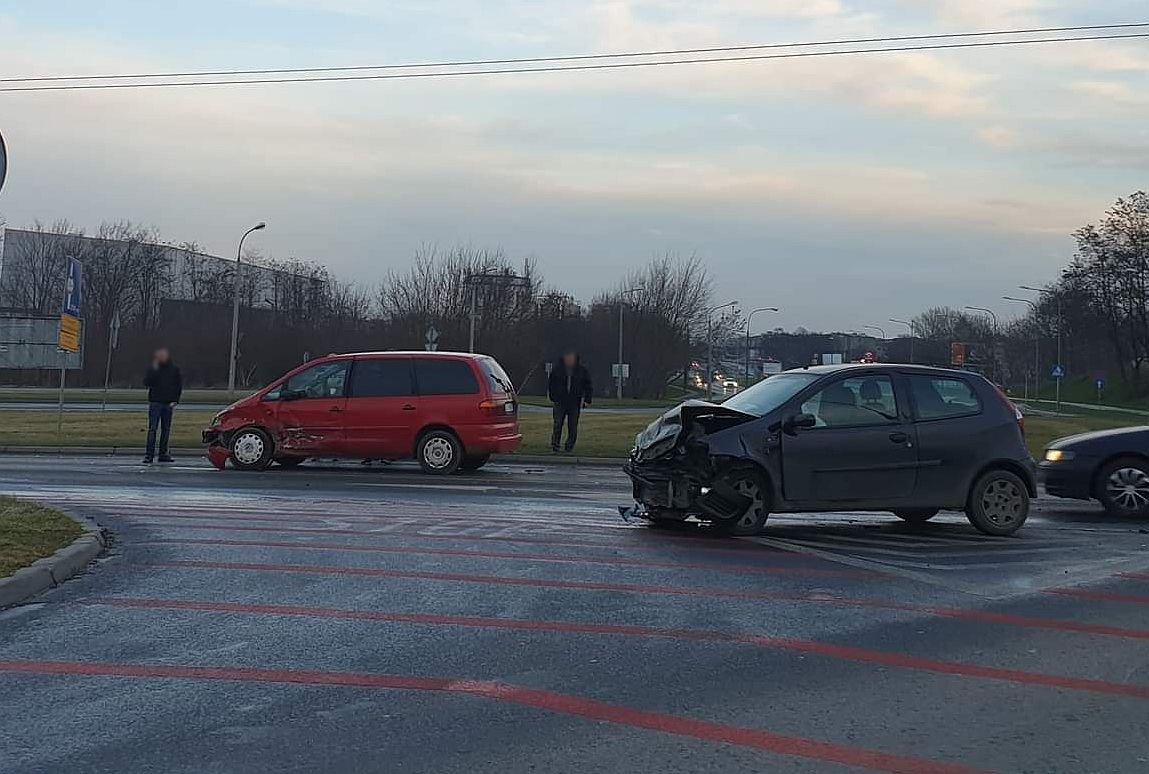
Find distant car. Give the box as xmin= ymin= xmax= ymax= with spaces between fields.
xmin=624 ymin=364 xmax=1036 ymax=536
xmin=1040 ymin=427 xmax=1149 ymax=517
xmin=203 ymin=351 xmax=521 ymax=474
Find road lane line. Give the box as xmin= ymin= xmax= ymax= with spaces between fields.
xmin=1046 ymin=588 xmax=1149 ymax=605
xmin=139 ymin=560 xmax=1149 ymax=640
xmin=94 ymin=598 xmax=1149 ymax=700
xmin=0 ymin=659 xmax=991 ymax=774
xmin=137 ymin=538 xmax=874 ymax=579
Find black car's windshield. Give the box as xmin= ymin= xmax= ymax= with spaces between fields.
xmin=721 ymin=372 xmax=820 ymax=416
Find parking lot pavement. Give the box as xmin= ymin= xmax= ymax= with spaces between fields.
xmin=2 ymin=455 xmax=1149 ymax=773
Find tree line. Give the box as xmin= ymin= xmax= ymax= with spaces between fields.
xmin=0 ymin=221 xmax=714 ymax=397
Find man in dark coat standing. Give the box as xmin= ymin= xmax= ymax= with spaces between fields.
xmin=548 ymin=349 xmax=592 ymax=453
xmin=143 ymin=347 xmax=183 ymax=464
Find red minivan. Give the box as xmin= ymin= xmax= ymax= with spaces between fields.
xmin=203 ymin=352 xmax=521 ymax=474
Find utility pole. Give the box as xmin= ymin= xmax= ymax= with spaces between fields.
xmin=1020 ymin=285 xmax=1063 ymax=411
xmin=101 ymin=311 xmax=120 ymax=412
xmin=228 ymin=222 xmax=266 ymax=395
xmin=705 ymin=301 xmax=738 ymax=401
xmin=616 ymin=288 xmax=643 ymax=400
xmin=889 ymin=318 xmax=915 ymax=363
xmin=1003 ymin=297 xmax=1039 ymax=401
xmin=744 ymin=307 xmax=779 ymax=387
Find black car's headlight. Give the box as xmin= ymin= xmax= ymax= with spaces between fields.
xmin=1044 ymin=449 xmax=1075 ymax=462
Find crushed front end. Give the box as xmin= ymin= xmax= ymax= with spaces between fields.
xmin=623 ymin=401 xmax=759 ymax=522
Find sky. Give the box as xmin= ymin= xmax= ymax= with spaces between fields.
xmin=0 ymin=0 xmax=1146 ymax=331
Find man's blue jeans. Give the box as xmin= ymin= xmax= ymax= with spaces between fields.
xmin=146 ymin=402 xmax=174 ymax=459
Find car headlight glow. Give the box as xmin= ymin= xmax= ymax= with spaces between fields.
xmin=1044 ymin=449 xmax=1075 ymax=462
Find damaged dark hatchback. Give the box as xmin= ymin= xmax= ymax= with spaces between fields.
xmin=624 ymin=364 xmax=1036 ymax=537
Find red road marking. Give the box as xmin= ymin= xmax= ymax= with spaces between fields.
xmin=1047 ymin=588 xmax=1149 ymax=605
xmin=95 ymin=598 xmax=1149 ymax=700
xmin=139 ymin=537 xmax=871 ymax=579
xmin=0 ymin=659 xmax=990 ymax=774
xmin=142 ymin=560 xmax=1149 ymax=640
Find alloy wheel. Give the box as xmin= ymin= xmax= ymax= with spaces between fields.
xmin=1106 ymin=467 xmax=1149 ymax=512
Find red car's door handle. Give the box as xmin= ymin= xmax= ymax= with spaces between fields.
xmin=330 ymin=406 xmax=343 ymax=412
xmin=402 ymin=404 xmax=417 ymax=411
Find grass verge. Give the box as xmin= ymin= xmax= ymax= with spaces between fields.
xmin=0 ymin=410 xmax=652 ymax=459
xmin=0 ymin=408 xmax=1137 ymax=460
xmin=0 ymin=497 xmax=83 ymax=578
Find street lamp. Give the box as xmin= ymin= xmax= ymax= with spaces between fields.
xmin=744 ymin=307 xmax=779 ymax=388
xmin=228 ymin=222 xmax=266 ymax=394
xmin=964 ymin=305 xmax=1000 ymax=383
xmin=1020 ymin=285 xmax=1064 ymax=410
xmin=616 ymin=287 xmax=643 ymax=400
xmin=706 ymin=301 xmax=738 ymax=401
xmin=1003 ymin=296 xmax=1039 ymax=401
xmin=863 ymin=324 xmax=886 ymax=339
xmin=889 ymin=318 xmax=915 ymax=363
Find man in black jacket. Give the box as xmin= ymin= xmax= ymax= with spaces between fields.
xmin=143 ymin=348 xmax=183 ymax=464
xmin=547 ymin=350 xmax=592 ymax=453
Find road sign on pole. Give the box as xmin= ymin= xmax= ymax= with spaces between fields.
xmin=950 ymin=342 xmax=966 ymax=367
xmin=57 ymin=257 xmax=83 ymax=436
xmin=0 ymin=128 xmax=8 ymax=196
xmin=424 ymin=324 xmax=440 ymax=352
xmin=1051 ymin=364 xmax=1065 ymax=379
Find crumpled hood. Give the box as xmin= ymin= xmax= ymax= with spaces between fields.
xmin=633 ymin=400 xmax=757 ymax=458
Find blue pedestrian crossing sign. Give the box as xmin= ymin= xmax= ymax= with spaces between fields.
xmin=1051 ymin=365 xmax=1065 ymax=379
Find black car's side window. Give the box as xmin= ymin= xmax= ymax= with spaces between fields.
xmin=908 ymin=375 xmax=982 ymax=420
xmin=350 ymin=359 xmax=414 ymax=398
xmin=800 ymin=375 xmax=899 ymax=428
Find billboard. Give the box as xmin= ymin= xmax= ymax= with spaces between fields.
xmin=0 ymin=315 xmax=84 ymax=369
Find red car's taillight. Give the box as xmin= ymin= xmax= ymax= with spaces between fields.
xmin=479 ymin=398 xmax=517 ymax=417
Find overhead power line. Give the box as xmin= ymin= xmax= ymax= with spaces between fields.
xmin=3 ymin=22 xmax=1146 ymax=85
xmin=2 ymin=30 xmax=1147 ymax=93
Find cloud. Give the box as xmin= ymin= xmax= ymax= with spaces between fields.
xmin=978 ymin=125 xmax=1020 ymax=149
xmin=1069 ymin=79 xmax=1149 ymax=107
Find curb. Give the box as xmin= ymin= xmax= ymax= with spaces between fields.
xmin=0 ymin=509 xmax=109 ymax=609
xmin=0 ymin=447 xmax=626 ymax=467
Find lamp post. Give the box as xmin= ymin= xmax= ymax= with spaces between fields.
xmin=228 ymin=222 xmax=266 ymax=394
xmin=1003 ymin=296 xmax=1039 ymax=401
xmin=616 ymin=287 xmax=643 ymax=400
xmin=889 ymin=318 xmax=915 ymax=363
xmin=1020 ymin=285 xmax=1063 ymax=411
xmin=744 ymin=307 xmax=779 ymax=388
xmin=964 ymin=305 xmax=999 ymax=382
xmin=706 ymin=301 xmax=738 ymax=401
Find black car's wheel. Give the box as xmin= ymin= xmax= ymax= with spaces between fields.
xmin=229 ymin=427 xmax=275 ymax=471
xmin=417 ymin=430 xmax=463 ymax=475
xmin=275 ymin=456 xmax=307 ymax=468
xmin=1096 ymin=457 xmax=1149 ymax=518
xmin=713 ymin=468 xmax=770 ymax=536
xmin=459 ymin=454 xmax=491 ymax=472
xmin=894 ymin=509 xmax=939 ymax=524
xmin=965 ymin=469 xmax=1029 ymax=536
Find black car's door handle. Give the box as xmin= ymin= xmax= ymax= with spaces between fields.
xmin=889 ymin=431 xmax=909 ymax=444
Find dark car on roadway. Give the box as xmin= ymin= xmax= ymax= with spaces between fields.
xmin=624 ymin=364 xmax=1036 ymax=536
xmin=203 ymin=351 xmax=521 ymax=474
xmin=1040 ymin=426 xmax=1149 ymax=517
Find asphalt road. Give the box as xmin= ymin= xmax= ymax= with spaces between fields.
xmin=2 ymin=455 xmax=1148 ymax=773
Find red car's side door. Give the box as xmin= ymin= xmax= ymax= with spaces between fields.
xmin=270 ymin=360 xmax=350 ymax=455
xmin=342 ymin=357 xmax=419 ymax=458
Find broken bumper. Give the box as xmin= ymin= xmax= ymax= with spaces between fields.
xmin=623 ymin=458 xmax=752 ymax=522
